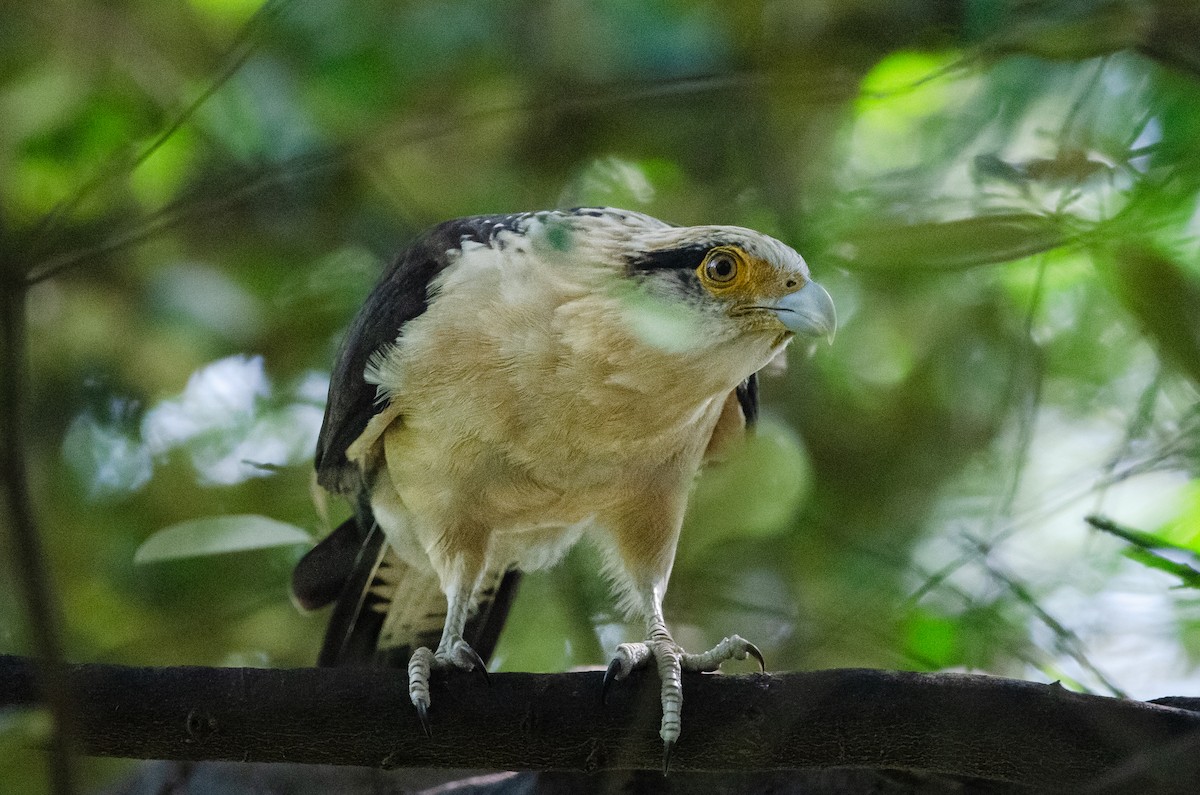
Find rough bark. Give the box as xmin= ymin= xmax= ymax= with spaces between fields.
xmin=3 ymin=655 xmax=1199 ymax=791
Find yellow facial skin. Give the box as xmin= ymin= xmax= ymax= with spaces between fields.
xmin=695 ymin=245 xmax=806 ymax=335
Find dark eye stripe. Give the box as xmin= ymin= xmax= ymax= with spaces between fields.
xmin=626 ymin=243 xmax=711 ymax=274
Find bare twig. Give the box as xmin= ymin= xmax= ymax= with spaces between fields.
xmin=25 ymin=0 xmax=294 ymax=257
xmin=24 ymin=69 xmax=832 ymax=286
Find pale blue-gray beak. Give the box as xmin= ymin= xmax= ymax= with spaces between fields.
xmin=772 ymin=280 xmax=836 ymax=341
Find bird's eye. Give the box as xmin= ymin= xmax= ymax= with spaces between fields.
xmin=703 ymin=251 xmax=739 ymax=284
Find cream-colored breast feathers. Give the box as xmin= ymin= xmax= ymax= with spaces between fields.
xmin=346 ymin=227 xmax=781 ymax=593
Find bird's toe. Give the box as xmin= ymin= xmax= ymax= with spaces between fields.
xmin=601 ymin=642 xmax=653 ymax=703
xmin=680 ymin=633 xmax=766 ymax=673
xmin=441 ymin=636 xmax=490 ymax=682
xmin=408 ymin=646 xmax=436 ymax=735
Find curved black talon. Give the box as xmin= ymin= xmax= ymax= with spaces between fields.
xmin=416 ymin=700 xmax=432 ymax=738
xmin=465 ymin=645 xmax=490 ymax=684
xmin=662 ymin=739 xmax=674 ymax=776
xmin=601 ymin=657 xmax=622 ymax=706
xmin=746 ymin=642 xmax=766 ymax=673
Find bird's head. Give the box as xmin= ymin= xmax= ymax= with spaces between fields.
xmin=619 ymin=222 xmax=836 ymax=352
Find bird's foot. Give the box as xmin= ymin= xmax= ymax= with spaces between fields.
xmin=602 ymin=634 xmax=764 ymax=770
xmin=408 ymin=636 xmax=488 ymax=736
xmin=679 ymin=634 xmax=765 ymax=674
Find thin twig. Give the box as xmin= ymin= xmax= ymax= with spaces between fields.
xmin=26 ymin=68 xmax=837 ymax=286
xmin=25 ymin=0 xmax=293 ymax=258
xmin=25 ymin=156 xmax=330 ymax=285
xmin=979 ymin=553 xmax=1127 ymax=698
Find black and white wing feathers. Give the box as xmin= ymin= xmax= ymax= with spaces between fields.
xmin=315 ymin=214 xmax=529 ymax=495
xmin=304 ymin=214 xmax=531 ymax=666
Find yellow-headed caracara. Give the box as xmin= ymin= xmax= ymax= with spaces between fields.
xmin=293 ymin=208 xmax=835 ymax=764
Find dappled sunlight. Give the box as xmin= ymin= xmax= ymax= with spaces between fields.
xmin=64 ymin=355 xmax=326 ymax=496
xmin=907 ymin=383 xmax=1198 ymax=694
xmin=62 ymin=407 xmax=154 ymax=499
xmin=142 ymin=355 xmax=271 ymax=456
xmin=833 ymin=52 xmax=1162 ymax=257
xmin=143 ymin=355 xmax=323 ymax=486
xmin=1035 ymin=563 xmax=1196 ymax=698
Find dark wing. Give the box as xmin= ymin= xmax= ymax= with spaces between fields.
xmin=703 ymin=371 xmax=761 ymax=461
xmin=735 ymin=371 xmax=759 ymax=430
xmin=368 ymin=563 xmax=521 ymax=670
xmin=313 ymin=520 xmax=389 ymax=665
xmin=291 ymin=514 xmax=368 ymax=612
xmin=306 ymin=214 xmax=531 ymax=665
xmin=314 ymin=213 xmax=531 ymax=495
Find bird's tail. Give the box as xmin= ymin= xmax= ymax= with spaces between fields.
xmin=292 ymin=514 xmax=519 ymax=666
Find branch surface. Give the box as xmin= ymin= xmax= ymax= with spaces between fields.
xmin=2 ymin=655 xmax=1199 ymax=789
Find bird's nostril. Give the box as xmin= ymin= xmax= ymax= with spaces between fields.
xmin=785 ymin=279 xmax=798 ymax=288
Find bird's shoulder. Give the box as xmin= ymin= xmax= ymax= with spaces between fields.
xmin=314 ymin=214 xmax=508 ymax=494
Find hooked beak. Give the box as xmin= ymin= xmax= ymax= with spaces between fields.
xmin=772 ymin=280 xmax=836 ymax=342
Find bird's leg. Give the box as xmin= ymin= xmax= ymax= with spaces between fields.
xmin=408 ymin=563 xmax=487 ymax=735
xmin=604 ymin=593 xmax=764 ymax=769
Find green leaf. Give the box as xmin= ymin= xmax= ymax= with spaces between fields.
xmin=859 ymin=50 xmax=959 ymax=96
xmin=1124 ymin=548 xmax=1200 ymax=589
xmin=904 ymin=608 xmax=963 ymax=668
xmin=831 ymin=213 xmax=1066 ymax=271
xmin=1160 ymin=482 xmax=1200 ymax=551
xmin=685 ymin=418 xmax=812 ymax=546
xmin=1087 ymin=515 xmax=1200 ymax=590
xmin=134 ymin=515 xmax=313 ymax=564
xmin=1102 ymin=245 xmax=1200 ymax=386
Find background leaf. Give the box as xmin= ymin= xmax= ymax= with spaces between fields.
xmin=134 ymin=515 xmax=313 ymax=564
xmin=1102 ymin=245 xmax=1200 ymax=386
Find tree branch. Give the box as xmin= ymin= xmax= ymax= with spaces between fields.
xmin=1 ymin=263 xmax=76 ymax=792
xmin=1 ymin=655 xmax=1198 ymax=789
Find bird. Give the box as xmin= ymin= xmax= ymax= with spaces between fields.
xmin=291 ymin=207 xmax=835 ymax=765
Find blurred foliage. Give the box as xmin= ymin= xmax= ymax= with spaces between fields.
xmin=133 ymin=514 xmax=311 ymax=563
xmin=2 ymin=0 xmax=1200 ymax=791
